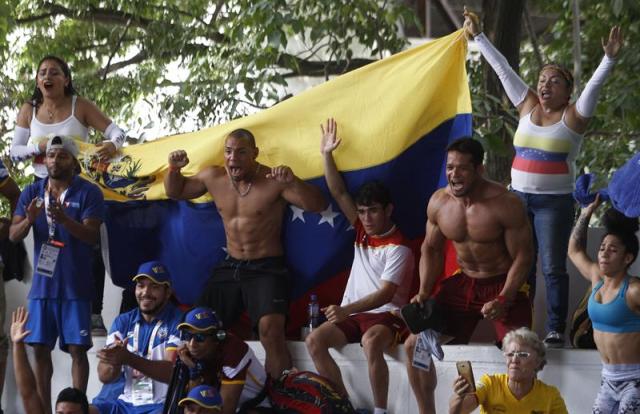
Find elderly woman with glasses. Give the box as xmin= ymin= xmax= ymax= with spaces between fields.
xmin=449 ymin=327 xmax=568 ymax=414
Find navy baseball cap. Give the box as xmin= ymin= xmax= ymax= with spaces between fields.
xmin=132 ymin=261 xmax=171 ymax=286
xmin=178 ymin=307 xmax=222 ymax=332
xmin=178 ymin=384 xmax=222 ymax=410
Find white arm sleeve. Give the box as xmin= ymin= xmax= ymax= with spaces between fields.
xmin=9 ymin=126 xmax=39 ymax=162
xmin=103 ymin=122 xmax=126 ymax=149
xmin=474 ymin=33 xmax=530 ymax=107
xmin=575 ymin=55 xmax=616 ymax=118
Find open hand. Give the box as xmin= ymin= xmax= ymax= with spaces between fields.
xmin=603 ymin=26 xmax=623 ymax=59
xmin=320 ymin=118 xmax=341 ymax=154
xmin=10 ymin=307 xmax=31 ymax=343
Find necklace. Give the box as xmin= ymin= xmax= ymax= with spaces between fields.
xmin=42 ymin=104 xmax=57 ymax=121
xmin=230 ymin=164 xmax=260 ymax=197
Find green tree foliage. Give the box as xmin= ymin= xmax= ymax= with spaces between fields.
xmin=1 ymin=0 xmax=415 ymax=134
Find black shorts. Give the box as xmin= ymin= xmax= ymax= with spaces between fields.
xmin=197 ymin=256 xmax=290 ymax=328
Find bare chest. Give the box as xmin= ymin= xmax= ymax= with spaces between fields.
xmin=437 ymin=203 xmax=503 ymax=243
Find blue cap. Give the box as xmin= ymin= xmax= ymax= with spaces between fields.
xmin=131 ymin=261 xmax=171 ymax=286
xmin=178 ymin=384 xmax=222 ymax=409
xmin=178 ymin=307 xmax=223 ymax=332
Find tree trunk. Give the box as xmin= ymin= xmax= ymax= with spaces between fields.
xmin=481 ymin=0 xmax=525 ymax=184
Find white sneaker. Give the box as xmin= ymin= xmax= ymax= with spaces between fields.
xmin=543 ymin=331 xmax=564 ymax=348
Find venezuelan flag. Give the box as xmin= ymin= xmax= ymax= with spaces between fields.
xmin=77 ymin=29 xmax=471 ymax=335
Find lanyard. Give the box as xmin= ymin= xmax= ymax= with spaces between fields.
xmin=132 ymin=320 xmax=163 ymax=359
xmin=44 ymin=187 xmax=68 ymax=242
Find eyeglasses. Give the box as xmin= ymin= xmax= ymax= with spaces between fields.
xmin=504 ymin=351 xmax=532 ymax=359
xmin=181 ymin=331 xmax=214 ymax=343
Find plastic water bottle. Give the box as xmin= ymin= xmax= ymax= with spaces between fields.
xmin=308 ymin=293 xmax=321 ymax=330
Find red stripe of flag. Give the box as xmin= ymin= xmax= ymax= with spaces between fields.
xmin=512 ymin=157 xmax=568 ymax=174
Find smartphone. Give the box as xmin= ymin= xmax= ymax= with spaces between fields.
xmin=456 ymin=360 xmax=476 ymax=392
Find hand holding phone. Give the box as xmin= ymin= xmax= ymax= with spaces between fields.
xmin=456 ymin=360 xmax=476 ymax=392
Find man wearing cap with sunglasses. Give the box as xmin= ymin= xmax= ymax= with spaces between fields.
xmin=94 ymin=261 xmax=183 ymax=414
xmin=177 ymin=307 xmax=269 ymax=414
xmin=179 ymin=385 xmax=223 ymax=414
xmin=10 ymin=134 xmax=104 ymax=414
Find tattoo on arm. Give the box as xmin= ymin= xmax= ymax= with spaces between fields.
xmin=571 ymin=214 xmax=590 ymax=251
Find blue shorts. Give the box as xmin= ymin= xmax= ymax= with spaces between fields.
xmin=93 ymin=399 xmax=162 ymax=414
xmin=26 ymin=298 xmax=92 ymax=352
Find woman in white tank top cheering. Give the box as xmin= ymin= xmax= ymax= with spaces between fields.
xmin=10 ymin=55 xmax=126 ymax=179
xmin=463 ymin=8 xmax=623 ymax=348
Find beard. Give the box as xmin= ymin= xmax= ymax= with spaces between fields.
xmin=139 ymin=298 xmax=168 ymax=316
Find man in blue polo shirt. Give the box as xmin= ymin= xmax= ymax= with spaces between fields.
xmin=10 ymin=135 xmax=104 ymax=414
xmin=94 ymin=261 xmax=183 ymax=414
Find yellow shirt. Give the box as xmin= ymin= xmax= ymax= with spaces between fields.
xmin=475 ymin=373 xmax=568 ymax=414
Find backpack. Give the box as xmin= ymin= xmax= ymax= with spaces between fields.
xmin=241 ymin=370 xmax=356 ymax=414
xmin=569 ymin=287 xmax=597 ymax=349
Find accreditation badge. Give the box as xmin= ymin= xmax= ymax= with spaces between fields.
xmin=412 ymin=334 xmax=432 ymax=371
xmin=35 ymin=242 xmax=63 ymax=277
xmin=131 ymin=375 xmax=154 ymax=405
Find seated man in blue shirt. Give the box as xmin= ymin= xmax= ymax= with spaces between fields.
xmin=94 ymin=261 xmax=183 ymax=414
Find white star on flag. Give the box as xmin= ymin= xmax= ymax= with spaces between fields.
xmin=318 ymin=204 xmax=340 ymax=228
xmin=290 ymin=206 xmax=306 ymax=223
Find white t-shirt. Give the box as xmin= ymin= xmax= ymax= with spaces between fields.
xmin=341 ymin=220 xmax=414 ymax=313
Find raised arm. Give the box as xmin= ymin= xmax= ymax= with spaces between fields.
xmin=566 ymin=26 xmax=623 ymax=133
xmin=164 ymin=150 xmax=209 ymax=200
xmin=463 ymin=7 xmax=538 ymax=116
xmin=11 ymin=307 xmax=46 ymax=414
xmin=268 ymin=166 xmax=327 ymax=213
xmin=412 ymin=192 xmax=447 ymax=304
xmin=568 ymin=197 xmax=601 ymax=283
xmin=320 ymin=118 xmax=357 ymax=224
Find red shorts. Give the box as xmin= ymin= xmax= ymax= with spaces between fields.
xmin=435 ymin=272 xmax=532 ymax=344
xmin=335 ymin=312 xmax=409 ymax=344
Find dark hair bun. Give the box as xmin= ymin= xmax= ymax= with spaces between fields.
xmin=603 ymin=208 xmax=639 ymax=235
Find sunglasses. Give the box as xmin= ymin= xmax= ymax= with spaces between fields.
xmin=503 ymin=351 xmax=532 ymax=359
xmin=181 ymin=331 xmax=214 ymax=343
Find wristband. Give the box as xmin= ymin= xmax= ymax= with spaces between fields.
xmin=496 ymin=295 xmax=508 ymax=305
